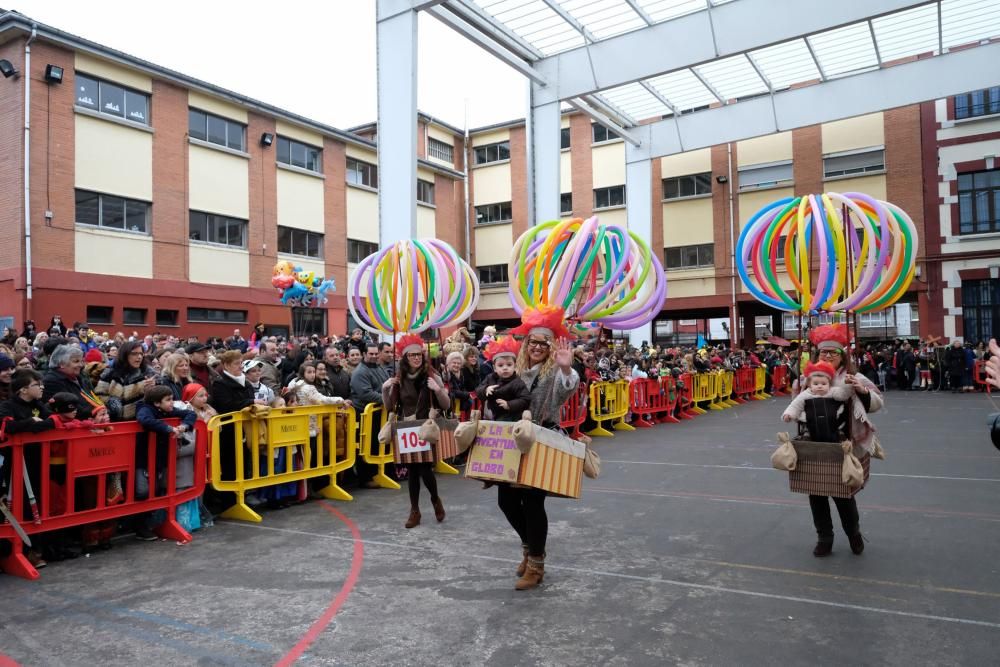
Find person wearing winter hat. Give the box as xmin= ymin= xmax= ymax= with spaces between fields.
xmin=0 ymin=353 xmax=15 ymax=401
xmin=781 ymin=360 xmax=855 ymax=433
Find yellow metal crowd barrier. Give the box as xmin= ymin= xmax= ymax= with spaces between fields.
xmin=207 ymin=404 xmax=358 ymax=522
xmin=586 ymin=380 xmax=634 ymax=437
xmin=754 ymin=367 xmax=770 ymax=399
xmin=710 ymin=371 xmax=738 ymax=410
xmin=690 ymin=373 xmax=713 ymax=413
xmin=360 ymin=404 xmax=458 ymax=478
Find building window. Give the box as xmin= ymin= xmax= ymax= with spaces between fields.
xmin=475 ymin=201 xmax=512 ymax=225
xmin=594 ymin=185 xmax=626 ymax=209
xmin=348 ymin=239 xmax=379 ymax=264
xmin=291 ymin=307 xmax=326 ymax=337
xmin=958 ymin=169 xmax=1000 ymax=235
xmin=75 ymin=73 xmax=149 ymax=125
xmin=955 ymin=86 xmax=1000 ymax=120
xmin=478 ymin=264 xmax=509 ymax=286
xmin=188 ymin=108 xmax=246 ymax=152
xmin=738 ymin=162 xmax=794 ymax=191
xmin=86 ymin=306 xmax=114 ymax=325
xmin=123 ymin=308 xmax=147 ymax=326
xmin=823 ymin=148 xmax=885 ymax=178
xmin=561 ymin=193 xmax=572 ymax=215
xmin=417 ymin=179 xmax=435 ymax=205
xmin=346 ymin=158 xmax=378 ymax=188
xmin=189 ymin=211 xmax=248 ymax=248
xmin=278 ymin=226 xmax=324 ymax=258
xmin=663 ymin=172 xmax=712 ymax=200
xmin=561 ymin=127 xmax=571 ymax=149
xmin=187 ymin=308 xmax=247 ymax=323
xmin=276 ymin=136 xmax=322 ymax=173
xmin=962 ymin=279 xmax=999 ymax=344
xmin=664 ymin=244 xmax=714 ymax=270
xmin=592 ymin=123 xmax=619 ymax=144
xmin=155 ymin=309 xmax=179 ymax=327
xmin=473 ymin=141 xmax=510 ymax=165
xmin=428 ymin=137 xmax=454 ymax=162
xmin=75 ymin=189 xmax=149 ymax=233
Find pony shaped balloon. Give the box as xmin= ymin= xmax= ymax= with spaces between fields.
xmin=272 ymin=262 xmax=336 ymax=307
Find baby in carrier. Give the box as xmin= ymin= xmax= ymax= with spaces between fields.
xmin=782 ymin=361 xmax=854 ymax=442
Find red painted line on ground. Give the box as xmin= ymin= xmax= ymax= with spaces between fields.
xmin=273 ymin=502 xmax=364 ymax=667
xmin=0 ymin=655 xmax=22 ymax=667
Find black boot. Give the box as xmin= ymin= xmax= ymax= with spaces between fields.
xmin=813 ymin=540 xmax=833 ymax=557
xmin=848 ymin=532 xmax=865 ymax=555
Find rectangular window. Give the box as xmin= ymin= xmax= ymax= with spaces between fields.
xmin=962 ymin=279 xmax=1000 ymax=343
xmin=561 ymin=127 xmax=571 ymax=149
xmin=473 ymin=141 xmax=510 ymax=165
xmin=427 ymin=137 xmax=454 ymax=163
xmin=663 ymin=172 xmax=712 ymax=200
xmin=277 ymin=226 xmax=324 ymax=258
xmin=346 ymin=158 xmax=378 ymax=188
xmin=561 ymin=193 xmax=572 ymax=215
xmin=155 ymin=309 xmax=179 ymax=327
xmin=348 ymin=239 xmax=379 ymax=264
xmin=955 ymin=86 xmax=1000 ymax=120
xmin=187 ymin=308 xmax=247 ymax=323
xmin=738 ymin=162 xmax=793 ymax=191
xmin=823 ymin=148 xmax=885 ymax=178
xmin=276 ymin=136 xmax=322 ymax=173
xmin=664 ymin=243 xmax=715 ymax=270
xmin=75 ymin=73 xmax=149 ymax=125
xmin=86 ymin=306 xmax=114 ymax=325
xmin=417 ymin=179 xmax=435 ymax=205
xmin=475 ymin=201 xmax=513 ymax=225
xmin=478 ymin=264 xmax=509 ymax=286
xmin=75 ymin=189 xmax=149 ymax=233
xmin=188 ymin=211 xmax=248 ymax=248
xmin=123 ymin=308 xmax=147 ymax=325
xmin=594 ymin=185 xmax=626 ymax=209
xmin=592 ymin=123 xmax=619 ymax=144
xmin=188 ymin=108 xmax=246 ymax=151
xmin=958 ymin=169 xmax=1000 ymax=235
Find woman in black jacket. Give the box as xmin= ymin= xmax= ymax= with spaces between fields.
xmin=210 ymin=350 xmax=257 ymax=491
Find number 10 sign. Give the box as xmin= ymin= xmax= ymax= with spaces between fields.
xmin=396 ymin=426 xmax=431 ymax=456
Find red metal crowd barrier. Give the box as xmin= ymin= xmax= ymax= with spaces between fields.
xmin=559 ymin=384 xmax=588 ymax=438
xmin=734 ymin=367 xmax=755 ymax=402
xmin=974 ymin=360 xmax=991 ymax=392
xmin=629 ymin=378 xmax=667 ymax=427
xmin=656 ymin=375 xmax=682 ymax=424
xmin=677 ymin=372 xmax=698 ymax=419
xmin=0 ymin=420 xmax=208 ymax=581
xmin=771 ymin=365 xmax=789 ymax=395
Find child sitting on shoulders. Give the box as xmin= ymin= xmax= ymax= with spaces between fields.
xmin=475 ymin=337 xmax=530 ymax=422
xmin=782 ymin=361 xmax=854 ymax=443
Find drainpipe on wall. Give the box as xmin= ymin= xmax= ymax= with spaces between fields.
xmin=23 ymin=24 xmax=37 ymax=323
xmin=727 ymin=141 xmax=737 ymax=347
xmin=462 ymin=102 xmax=473 ymax=329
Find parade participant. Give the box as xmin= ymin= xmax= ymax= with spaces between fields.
xmin=475 ymin=336 xmax=530 ymax=422
xmin=781 ymin=361 xmax=854 ymax=442
xmin=382 ymin=335 xmax=451 ymax=528
xmin=500 ymin=307 xmax=580 ymax=591
xmin=797 ymin=324 xmax=882 ymax=557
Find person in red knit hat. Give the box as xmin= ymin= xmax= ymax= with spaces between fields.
xmin=781 ymin=360 xmax=855 ymax=441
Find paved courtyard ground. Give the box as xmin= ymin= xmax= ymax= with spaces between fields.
xmin=2 ymin=390 xmax=998 ymax=666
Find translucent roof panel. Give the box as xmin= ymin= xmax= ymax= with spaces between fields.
xmin=560 ymin=0 xmax=648 ymax=40
xmin=478 ymin=0 xmax=585 ymax=54
xmin=941 ymin=0 xmax=1000 ymax=49
xmin=748 ymin=39 xmax=822 ymax=90
xmin=645 ymin=69 xmax=717 ymax=112
xmin=695 ymin=53 xmax=768 ymax=100
xmin=599 ymin=82 xmax=673 ymax=120
xmin=634 ymin=0 xmax=707 ymax=23
xmin=871 ymin=3 xmax=940 ymax=62
xmin=807 ymin=22 xmax=879 ymax=78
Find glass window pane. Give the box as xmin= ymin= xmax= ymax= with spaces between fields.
xmin=76 ymin=190 xmax=99 ymax=226
xmin=972 ymin=90 xmax=985 ymax=115
xmin=189 ymin=212 xmax=207 ymax=241
xmin=277 ymin=137 xmax=290 ymax=164
xmin=955 ymin=95 xmax=969 ymax=119
xmin=75 ymin=74 xmax=98 ymax=110
xmin=207 ymin=115 xmax=227 ymax=145
xmin=307 ymin=148 xmax=321 ymax=172
xmin=695 ymin=173 xmax=712 ymax=194
xmin=189 ymin=109 xmax=207 ymax=140
xmin=958 ymin=174 xmax=972 ymax=190
xmin=990 ymin=87 xmax=1000 ymax=114
xmin=124 ymin=90 xmax=148 ymax=124
xmin=976 ymin=191 xmax=991 ymax=232
xmin=994 ymin=191 xmax=1000 ymax=230
xmin=679 ymin=177 xmax=695 ymax=197
xmin=610 ymin=187 xmax=625 ymax=207
xmin=293 ymin=230 xmax=306 ymax=255
xmin=99 ymin=82 xmax=125 ymax=118
xmin=290 ymin=142 xmax=307 ymax=168
xmin=664 ymin=179 xmax=678 ymax=199
xmin=699 ymin=245 xmax=714 ymax=266
xmin=308 ymin=234 xmax=322 ymax=258
xmin=560 ymin=127 xmax=570 ymax=149
xmin=227 ymin=122 xmax=244 ymax=151
xmin=101 ymin=196 xmax=125 ymax=228
xmin=498 ymin=142 xmax=510 ymax=161
xmin=277 ymin=226 xmax=291 ymax=253
xmin=125 ymin=201 xmax=147 ymax=233
xmin=474 ymin=147 xmax=487 ymax=164
xmin=974 ymin=172 xmax=990 ymax=189
xmin=681 ymin=246 xmax=699 ymax=268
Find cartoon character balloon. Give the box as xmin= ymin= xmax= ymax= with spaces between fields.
xmin=272 ymin=261 xmax=335 ymax=307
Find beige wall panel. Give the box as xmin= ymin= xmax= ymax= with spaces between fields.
xmin=561 ymin=152 xmax=572 ymax=193
xmin=346 ymin=189 xmax=380 ymax=243
xmin=821 ymin=113 xmax=884 ymax=154
xmin=472 ymin=164 xmax=512 ymax=205
xmin=596 ymin=208 xmax=627 ymax=229
xmin=479 ymin=291 xmax=512 ymax=310
xmin=471 ymin=128 xmax=511 ymax=146
xmin=75 ymin=228 xmax=152 ymax=278
xmin=561 ymin=116 xmax=572 ymax=129
xmin=662 ymin=199 xmax=714 ymax=246
xmin=75 ymin=114 xmax=152 ymax=200
xmin=189 ymin=145 xmax=249 ymax=218
xmin=189 ymin=244 xmax=249 ymax=286
xmin=475 ymin=223 xmax=513 ymax=266
xmin=277 ymin=255 xmax=325 ymax=278
xmin=417 ymin=167 xmax=435 ymax=183
xmin=427 ymin=125 xmax=455 ymax=145
xmin=737 ymin=132 xmax=793 ymax=166
xmin=346 ymin=144 xmax=378 ymax=162
xmin=661 ymin=148 xmax=712 ymax=177
xmin=277 ymin=170 xmax=324 ymax=233
xmin=666 ymin=271 xmax=715 ymax=298
xmin=417 ymin=205 xmax=436 ymax=239
xmin=275 ymin=119 xmax=323 ymax=147
xmin=939 ymin=115 xmax=1000 ymax=142
xmin=739 ymin=186 xmax=794 ymax=227
xmin=188 ymin=90 xmax=248 ymax=122
xmin=823 ymin=174 xmax=887 ymax=201
xmin=591 ymin=142 xmax=626 ymax=188
xmin=75 ymin=53 xmax=151 ymax=91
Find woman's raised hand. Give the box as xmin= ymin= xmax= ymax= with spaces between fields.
xmin=554 ymin=338 xmax=573 ymax=370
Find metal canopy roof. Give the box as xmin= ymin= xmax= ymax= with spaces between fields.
xmin=438 ymin=0 xmax=1000 ymax=125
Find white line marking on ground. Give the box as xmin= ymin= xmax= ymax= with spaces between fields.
xmin=600 ymin=460 xmax=1000 ymax=482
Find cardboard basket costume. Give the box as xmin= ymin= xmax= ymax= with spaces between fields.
xmin=788 ymin=439 xmax=871 ymax=498
xmin=390 ymin=418 xmax=457 ymax=465
xmin=464 ymin=419 xmax=585 ymax=499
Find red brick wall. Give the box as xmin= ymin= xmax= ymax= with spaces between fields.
xmin=322 ymin=138 xmax=348 ymax=320
xmin=433 ymin=175 xmax=464 ymax=255
xmin=569 ymin=114 xmax=593 ymax=219
xmin=151 ymin=79 xmax=188 ymax=282
xmin=452 ymin=134 xmax=465 ymax=172
xmin=711 ymin=144 xmax=735 ymax=297
xmin=417 ymin=121 xmax=426 ymax=160
xmin=509 ymin=125 xmax=528 ymax=238
xmin=247 ymin=112 xmax=278 ymax=293
xmin=0 ymin=38 xmax=25 ymax=278
xmin=792 ymin=125 xmax=823 ymax=196
xmin=650 ymin=157 xmax=663 ymax=259
xmin=919 ymin=101 xmax=945 ymax=338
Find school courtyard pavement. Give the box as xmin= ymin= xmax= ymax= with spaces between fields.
xmin=2 ymin=390 xmax=998 ymax=666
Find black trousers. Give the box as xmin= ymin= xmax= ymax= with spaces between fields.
xmin=497 ymin=484 xmax=548 ymax=557
xmin=407 ymin=462 xmax=438 ymax=507
xmin=809 ymin=494 xmax=860 ymax=541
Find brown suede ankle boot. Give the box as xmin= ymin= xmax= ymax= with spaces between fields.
xmin=405 ymin=508 xmax=421 ymax=529
xmin=431 ymin=497 xmax=445 ymax=523
xmin=516 ymin=545 xmax=529 ymax=577
xmin=515 ymin=554 xmax=545 ymax=590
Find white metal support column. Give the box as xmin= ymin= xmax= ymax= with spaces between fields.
xmin=526 ymin=86 xmax=561 ymax=226
xmin=625 ymin=140 xmax=655 ymax=347
xmin=376 ymin=1 xmax=420 ymax=243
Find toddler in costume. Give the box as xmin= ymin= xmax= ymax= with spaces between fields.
xmin=475 ymin=336 xmax=530 ymax=422
xmin=782 ymin=361 xmax=854 ymax=442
